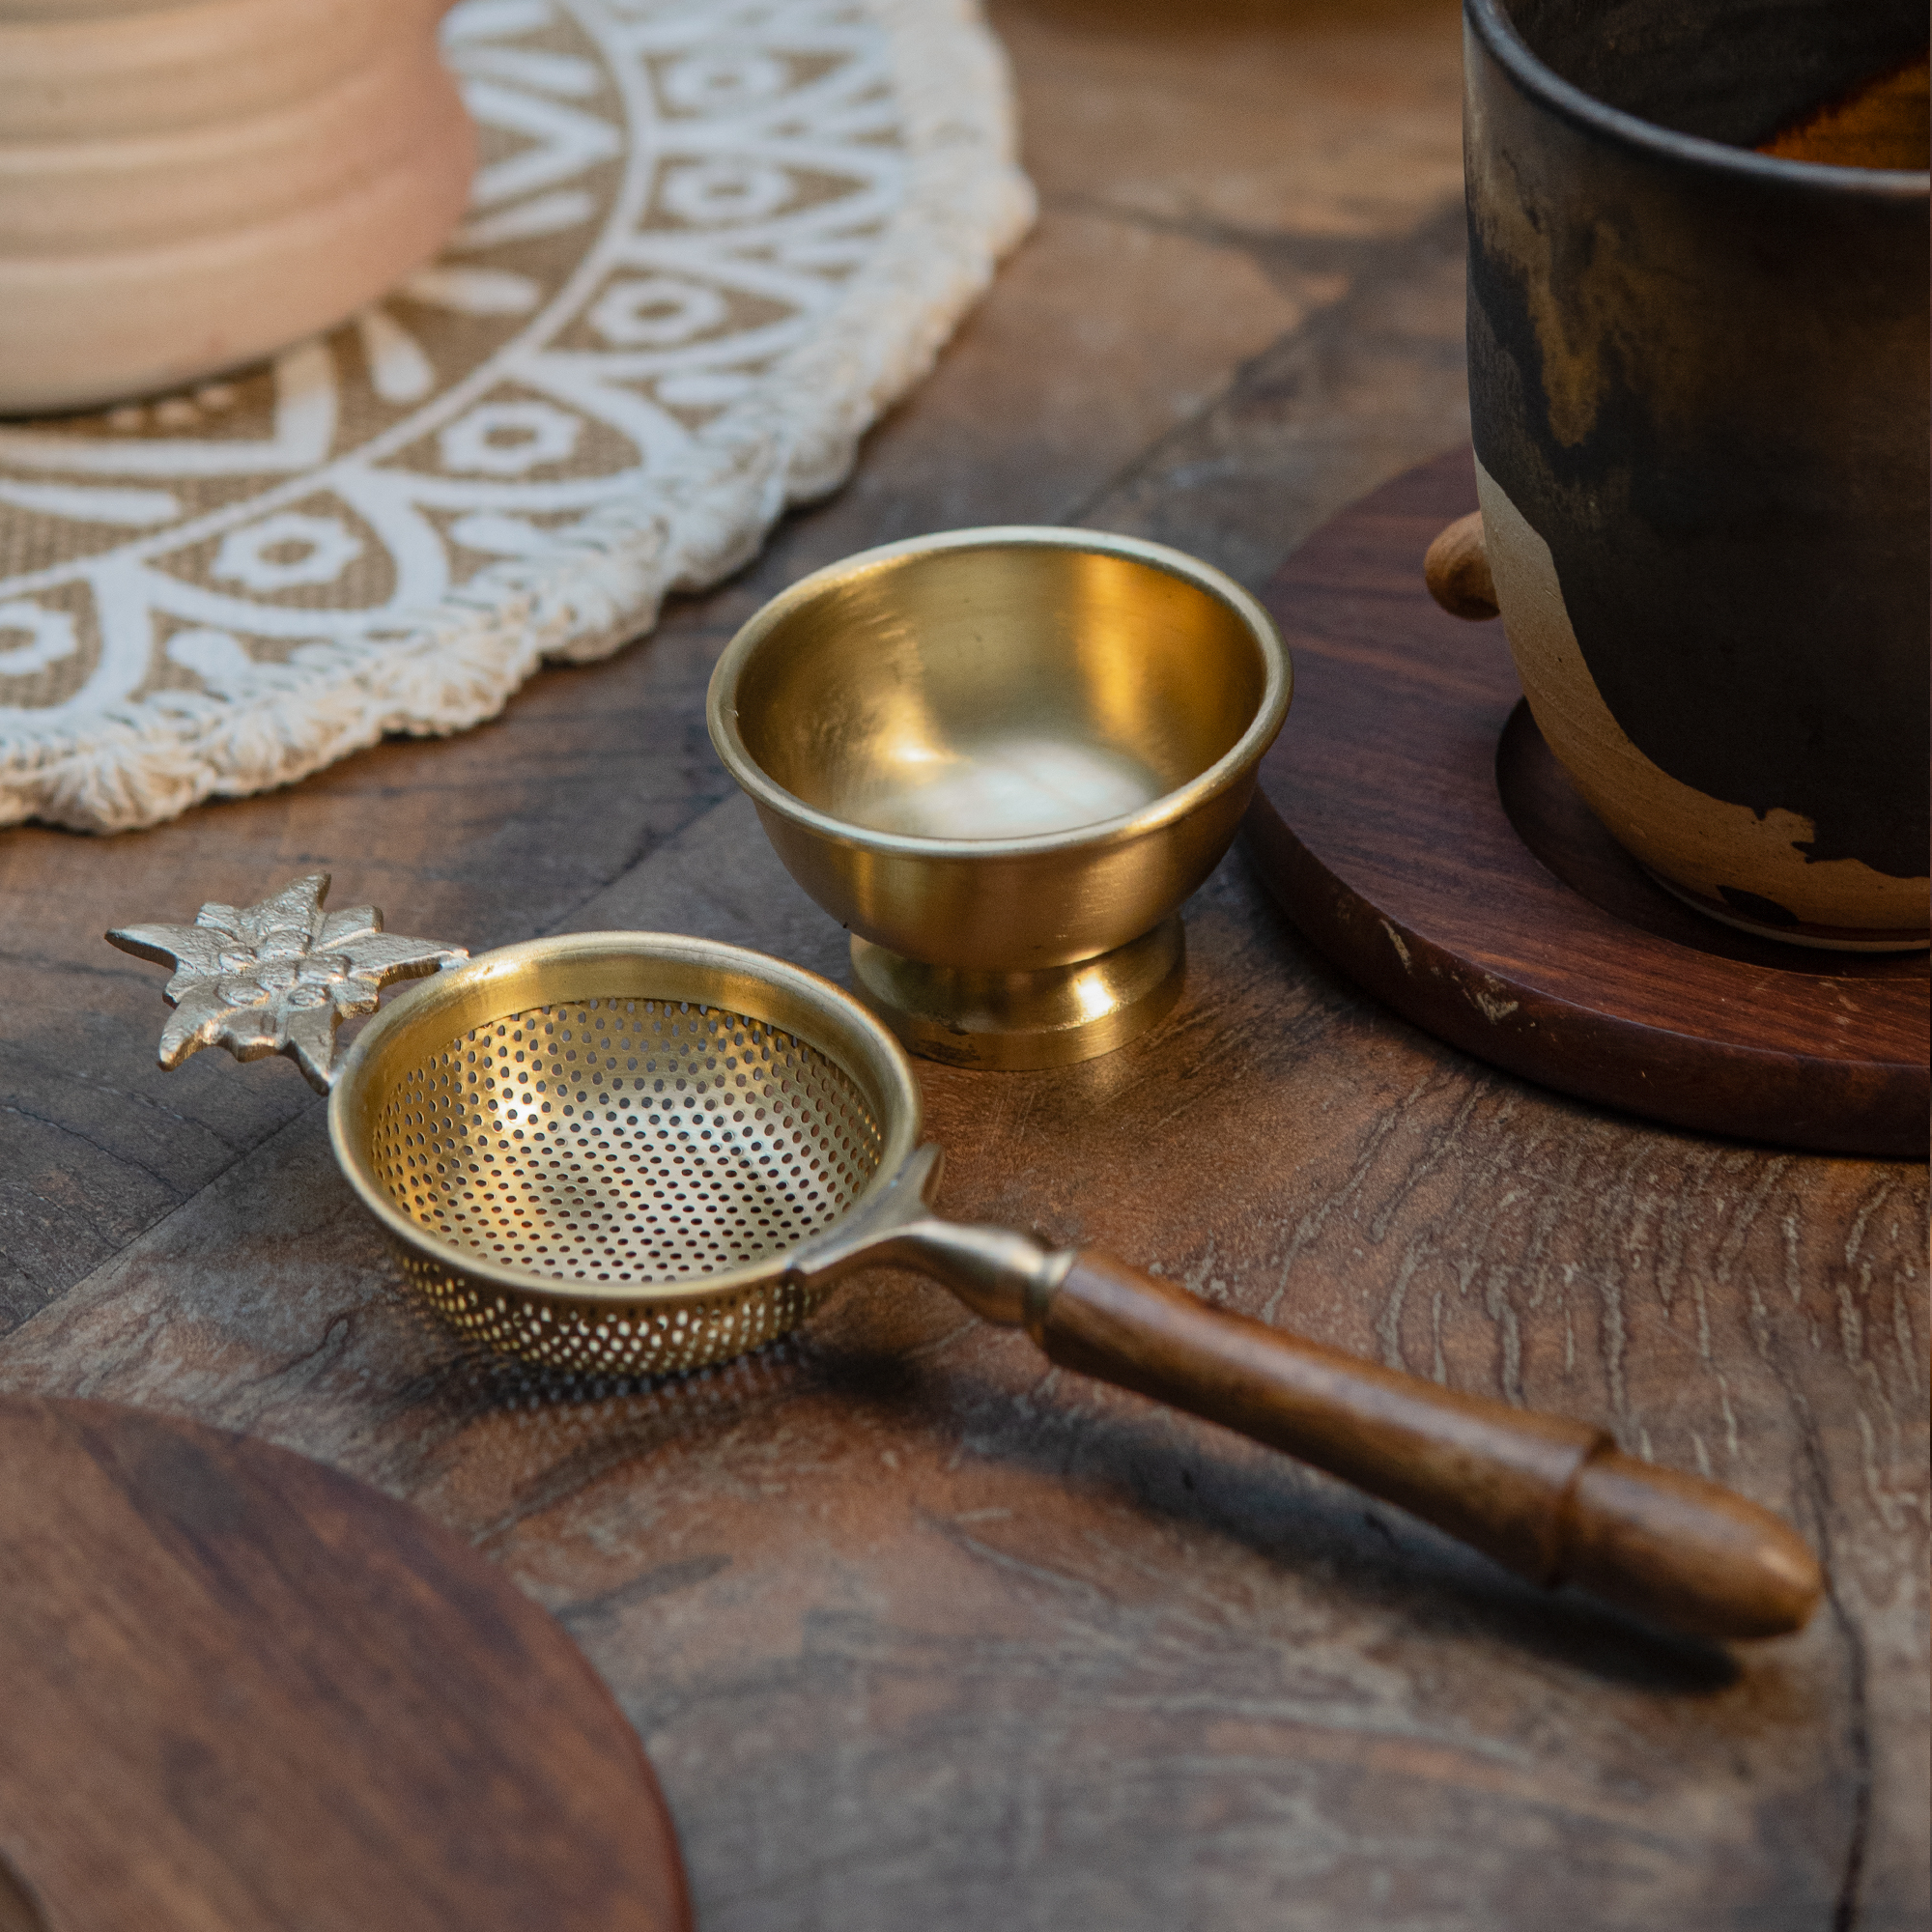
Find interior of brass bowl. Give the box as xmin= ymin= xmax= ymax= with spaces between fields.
xmin=707 ymin=528 xmax=1290 ymax=1065
xmin=326 ymin=934 xmax=923 ymax=1377
xmin=714 ymin=528 xmax=1284 ymax=849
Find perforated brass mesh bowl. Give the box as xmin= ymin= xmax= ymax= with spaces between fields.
xmin=329 ymin=934 xmax=923 ymax=1375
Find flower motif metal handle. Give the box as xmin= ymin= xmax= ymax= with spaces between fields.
xmin=107 ymin=873 xmax=468 ymax=1094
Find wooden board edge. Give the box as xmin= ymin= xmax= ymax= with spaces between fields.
xmin=1240 ymin=797 xmax=1930 ymax=1160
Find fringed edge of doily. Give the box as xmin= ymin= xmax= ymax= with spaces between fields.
xmin=0 ymin=0 xmax=1036 ymax=834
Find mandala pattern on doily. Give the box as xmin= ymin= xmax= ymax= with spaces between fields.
xmin=0 ymin=0 xmax=1032 ymax=830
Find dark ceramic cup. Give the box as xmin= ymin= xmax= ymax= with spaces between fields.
xmin=1463 ymin=0 xmax=1929 ymax=949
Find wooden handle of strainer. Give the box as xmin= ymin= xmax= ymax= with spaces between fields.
xmin=1031 ymin=1253 xmax=1821 ymax=1641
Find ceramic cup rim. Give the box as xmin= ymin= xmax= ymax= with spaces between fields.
xmin=706 ymin=524 xmax=1293 ymax=865
xmin=1464 ymin=0 xmax=1931 ymax=200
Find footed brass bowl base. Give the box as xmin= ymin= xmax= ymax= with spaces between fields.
xmin=849 ymin=916 xmax=1185 ymax=1070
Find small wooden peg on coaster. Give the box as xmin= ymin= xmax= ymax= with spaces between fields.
xmin=1424 ymin=509 xmax=1499 ymax=619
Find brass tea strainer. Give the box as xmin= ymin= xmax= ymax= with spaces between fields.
xmin=111 ymin=874 xmax=1821 ymax=1643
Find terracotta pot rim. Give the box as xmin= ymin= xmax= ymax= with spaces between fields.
xmin=1464 ymin=0 xmax=1931 ymax=199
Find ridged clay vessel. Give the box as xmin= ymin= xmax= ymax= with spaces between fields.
xmin=0 ymin=0 xmax=475 ymax=413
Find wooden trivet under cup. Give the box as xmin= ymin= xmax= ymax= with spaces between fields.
xmin=1243 ymin=449 xmax=1928 ymax=1158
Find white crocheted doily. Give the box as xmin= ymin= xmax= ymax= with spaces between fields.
xmin=0 ymin=0 xmax=1033 ymax=832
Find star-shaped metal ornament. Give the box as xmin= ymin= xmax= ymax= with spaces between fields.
xmin=107 ymin=873 xmax=469 ymax=1094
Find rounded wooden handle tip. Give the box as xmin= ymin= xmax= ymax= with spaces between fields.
xmin=1561 ymin=1450 xmax=1823 ymax=1641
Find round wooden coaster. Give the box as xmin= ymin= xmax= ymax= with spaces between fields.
xmin=0 ymin=1397 xmax=692 ymax=1932
xmin=1242 ymin=448 xmax=1928 ymax=1158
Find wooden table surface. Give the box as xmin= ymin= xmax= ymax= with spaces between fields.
xmin=3 ymin=4 xmax=1925 ymax=1928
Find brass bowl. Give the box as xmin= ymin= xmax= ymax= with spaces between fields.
xmin=707 ymin=526 xmax=1292 ymax=1066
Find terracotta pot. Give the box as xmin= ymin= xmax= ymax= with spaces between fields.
xmin=0 ymin=0 xmax=475 ymax=414
xmin=1463 ymin=0 xmax=1930 ymax=950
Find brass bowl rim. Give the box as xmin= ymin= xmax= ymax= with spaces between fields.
xmin=324 ymin=930 xmax=925 ymax=1307
xmin=706 ymin=525 xmax=1293 ymax=860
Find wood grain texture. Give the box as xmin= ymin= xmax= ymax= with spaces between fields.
xmin=0 ymin=3 xmax=1925 ymax=1927
xmin=1245 ymin=448 xmax=1929 ymax=1156
xmin=0 ymin=1396 xmax=690 ymax=1932
xmin=2 ymin=789 xmax=1923 ymax=1931
xmin=0 ymin=1852 xmax=44 ymax=1932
